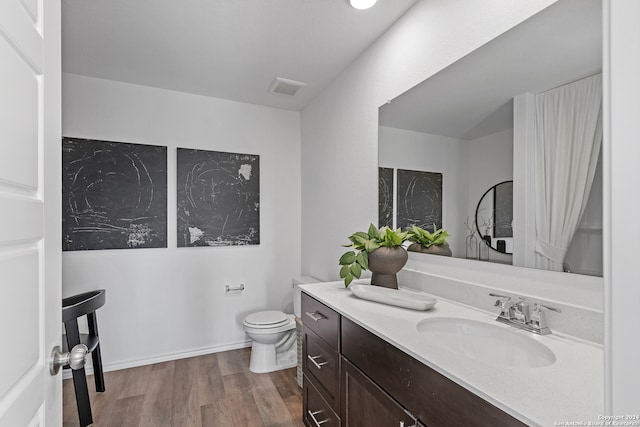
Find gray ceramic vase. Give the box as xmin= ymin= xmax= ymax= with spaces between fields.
xmin=407 ymin=242 xmax=452 ymax=257
xmin=367 ymin=246 xmax=408 ymax=289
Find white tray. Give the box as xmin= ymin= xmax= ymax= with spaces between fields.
xmin=349 ymin=284 xmax=437 ymax=311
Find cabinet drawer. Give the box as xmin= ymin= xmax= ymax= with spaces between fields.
xmin=304 ymin=375 xmax=340 ymax=427
xmin=304 ymin=329 xmax=339 ymax=410
xmin=302 ymin=293 xmax=340 ymax=350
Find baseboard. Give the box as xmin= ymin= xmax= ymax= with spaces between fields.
xmin=63 ymin=339 xmax=252 ymax=380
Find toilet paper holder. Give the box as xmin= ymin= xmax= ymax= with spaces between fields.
xmin=225 ymin=284 xmax=245 ymax=293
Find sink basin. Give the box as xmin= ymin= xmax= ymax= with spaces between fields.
xmin=416 ymin=317 xmax=555 ymax=368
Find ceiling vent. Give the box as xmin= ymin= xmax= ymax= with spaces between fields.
xmin=269 ymin=77 xmax=306 ymax=97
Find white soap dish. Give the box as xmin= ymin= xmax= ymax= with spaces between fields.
xmin=349 ymin=284 xmax=437 ymax=311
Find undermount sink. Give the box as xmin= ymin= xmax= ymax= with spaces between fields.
xmin=416 ymin=317 xmax=556 ymax=368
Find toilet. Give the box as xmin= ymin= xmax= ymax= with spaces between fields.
xmin=243 ymin=276 xmax=319 ymax=374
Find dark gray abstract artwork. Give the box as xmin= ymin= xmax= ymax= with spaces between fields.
xmin=177 ymin=148 xmax=260 ymax=247
xmin=493 ymin=181 xmax=513 ymax=238
xmin=62 ymin=137 xmax=167 ymax=251
xmin=378 ymin=167 xmax=394 ymax=228
xmin=397 ymin=169 xmax=442 ymax=231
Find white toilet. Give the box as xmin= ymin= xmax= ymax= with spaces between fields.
xmin=243 ymin=276 xmax=319 ymax=374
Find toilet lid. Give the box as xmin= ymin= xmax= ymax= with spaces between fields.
xmin=244 ymin=311 xmax=289 ymax=328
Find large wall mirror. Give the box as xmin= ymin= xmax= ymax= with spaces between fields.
xmin=378 ymin=0 xmax=603 ymax=276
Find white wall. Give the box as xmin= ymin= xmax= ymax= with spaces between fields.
xmin=62 ymin=73 xmax=302 ymax=369
xmin=467 ymin=129 xmax=514 ymax=264
xmin=300 ymin=0 xmax=557 ymax=281
xmin=378 ymin=126 xmax=468 ymax=256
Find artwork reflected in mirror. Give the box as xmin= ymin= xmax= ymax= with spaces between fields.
xmin=397 ymin=169 xmax=442 ymax=231
xmin=377 ymin=0 xmax=603 ymax=276
xmin=378 ymin=167 xmax=393 ymax=228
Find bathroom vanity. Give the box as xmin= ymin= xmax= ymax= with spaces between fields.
xmin=300 ymin=282 xmax=603 ymax=426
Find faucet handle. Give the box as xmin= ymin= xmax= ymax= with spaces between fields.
xmin=530 ymin=303 xmax=561 ymax=332
xmin=490 ymin=293 xmax=512 ymax=318
xmin=513 ymin=296 xmax=527 ymax=306
xmin=489 ymin=293 xmax=511 ymax=301
xmin=533 ymin=303 xmax=561 ymax=313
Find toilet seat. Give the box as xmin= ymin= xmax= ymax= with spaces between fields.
xmin=243 ymin=311 xmax=292 ymax=330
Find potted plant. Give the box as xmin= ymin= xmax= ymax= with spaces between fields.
xmin=338 ymin=224 xmax=409 ymax=289
xmin=407 ymin=225 xmax=452 ymax=257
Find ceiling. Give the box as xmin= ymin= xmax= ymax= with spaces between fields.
xmin=379 ymin=0 xmax=602 ymax=140
xmin=61 ymin=0 xmax=419 ymax=111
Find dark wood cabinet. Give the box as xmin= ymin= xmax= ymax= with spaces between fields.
xmin=301 ymin=292 xmax=525 ymax=427
xmin=302 ymin=293 xmax=341 ymax=427
xmin=341 ymin=317 xmax=526 ymax=427
xmin=341 ymin=357 xmax=416 ymax=427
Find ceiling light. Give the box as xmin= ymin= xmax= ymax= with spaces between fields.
xmin=349 ymin=0 xmax=377 ymax=10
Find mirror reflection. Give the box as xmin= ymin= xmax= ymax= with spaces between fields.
xmin=475 ymin=181 xmax=513 ymax=259
xmin=378 ymin=0 xmax=602 ymax=276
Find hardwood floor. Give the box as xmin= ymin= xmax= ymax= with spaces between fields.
xmin=63 ymin=348 xmax=305 ymax=427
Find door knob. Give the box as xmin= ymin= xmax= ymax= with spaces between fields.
xmin=49 ymin=344 xmax=88 ymax=375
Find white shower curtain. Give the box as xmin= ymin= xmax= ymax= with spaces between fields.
xmin=534 ymin=74 xmax=603 ymax=271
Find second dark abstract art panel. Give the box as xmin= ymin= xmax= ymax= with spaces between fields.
xmin=396 ymin=169 xmax=442 ymax=231
xmin=177 ymin=148 xmax=260 ymax=247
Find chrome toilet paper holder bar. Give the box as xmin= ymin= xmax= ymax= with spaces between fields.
xmin=225 ymin=284 xmax=245 ymax=293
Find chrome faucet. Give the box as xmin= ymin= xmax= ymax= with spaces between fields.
xmin=490 ymin=293 xmax=561 ymax=335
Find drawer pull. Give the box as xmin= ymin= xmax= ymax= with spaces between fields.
xmin=307 ymin=354 xmax=329 ymax=370
xmin=305 ymin=311 xmax=327 ymax=322
xmin=308 ymin=409 xmax=329 ymax=426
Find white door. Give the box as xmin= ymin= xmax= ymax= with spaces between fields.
xmin=0 ymin=0 xmax=62 ymax=426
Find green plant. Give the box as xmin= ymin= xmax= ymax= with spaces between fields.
xmin=338 ymin=224 xmax=409 ymax=287
xmin=407 ymin=225 xmax=450 ymax=248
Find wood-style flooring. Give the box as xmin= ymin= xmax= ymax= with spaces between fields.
xmin=63 ymin=348 xmax=305 ymax=427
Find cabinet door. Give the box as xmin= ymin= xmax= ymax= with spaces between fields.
xmin=341 ymin=357 xmax=416 ymax=427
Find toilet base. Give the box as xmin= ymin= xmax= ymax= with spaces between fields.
xmin=249 ymin=341 xmax=297 ymax=373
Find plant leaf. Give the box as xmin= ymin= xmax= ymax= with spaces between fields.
xmin=364 ymin=239 xmax=380 ymax=253
xmin=351 ymin=263 xmax=362 ymax=278
xmin=368 ymin=223 xmax=380 ymax=240
xmin=339 ymin=264 xmax=350 ymax=278
xmin=387 ymin=227 xmax=403 ymax=246
xmin=339 ymin=251 xmax=356 ymax=265
xmin=356 ymin=252 xmax=368 ymax=270
xmin=344 ymin=274 xmax=354 ymax=287
xmin=352 ymin=234 xmax=369 ymax=246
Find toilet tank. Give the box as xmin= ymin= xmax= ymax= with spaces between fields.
xmin=293 ymin=276 xmax=320 ymax=317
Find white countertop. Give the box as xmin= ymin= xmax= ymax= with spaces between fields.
xmin=300 ymin=281 xmax=604 ymax=427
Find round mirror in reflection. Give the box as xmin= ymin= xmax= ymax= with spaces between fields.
xmin=475 ymin=181 xmax=513 ymax=254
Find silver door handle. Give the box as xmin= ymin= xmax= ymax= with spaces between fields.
xmin=308 ymin=410 xmax=329 ymax=426
xmin=307 ymin=354 xmax=329 ymax=370
xmin=49 ymin=344 xmax=88 ymax=375
xmin=305 ymin=311 xmax=327 ymax=322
